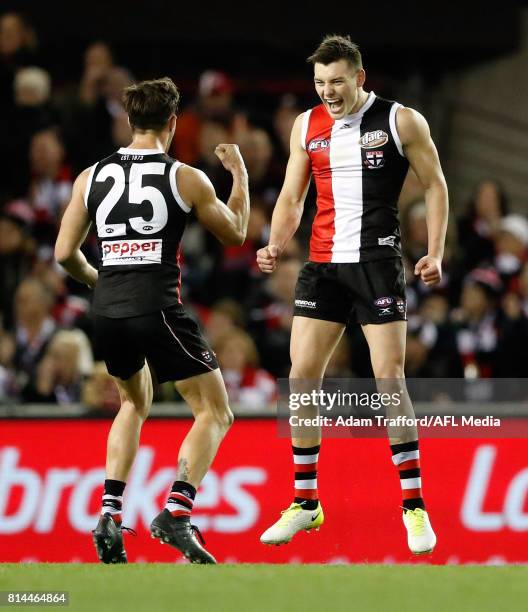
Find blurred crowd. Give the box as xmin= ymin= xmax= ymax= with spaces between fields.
xmin=1 ymin=12 xmax=528 ymax=413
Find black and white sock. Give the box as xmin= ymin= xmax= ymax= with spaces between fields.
xmin=101 ymin=479 xmax=126 ymax=524
xmin=165 ymin=481 xmax=196 ymax=519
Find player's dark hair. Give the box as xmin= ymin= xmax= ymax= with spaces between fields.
xmin=123 ymin=77 xmax=180 ymax=132
xmin=307 ymin=35 xmax=363 ymax=70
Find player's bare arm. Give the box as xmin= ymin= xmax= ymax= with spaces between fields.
xmin=180 ymin=144 xmax=249 ymax=246
xmin=397 ymin=107 xmax=449 ymax=286
xmin=55 ymin=169 xmax=98 ymax=288
xmin=257 ymin=113 xmax=311 ymax=273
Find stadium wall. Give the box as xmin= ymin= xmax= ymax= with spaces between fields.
xmin=1 ymin=419 xmax=527 ymax=564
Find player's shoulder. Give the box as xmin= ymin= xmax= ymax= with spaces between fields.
xmin=395 ymin=106 xmax=430 ymax=143
xmin=174 ymin=164 xmax=214 ymax=208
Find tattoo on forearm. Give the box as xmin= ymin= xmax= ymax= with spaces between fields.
xmin=177 ymin=458 xmax=190 ymax=481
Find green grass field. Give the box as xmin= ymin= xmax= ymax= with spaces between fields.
xmin=1 ymin=564 xmax=527 ymax=612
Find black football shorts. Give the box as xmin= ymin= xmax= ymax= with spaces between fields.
xmin=93 ymin=304 xmax=218 ymax=382
xmin=293 ymin=258 xmax=407 ymax=325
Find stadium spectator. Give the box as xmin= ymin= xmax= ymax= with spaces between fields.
xmin=82 ymin=361 xmax=120 ymax=414
xmin=493 ymin=214 xmax=528 ymax=286
xmin=171 ymin=70 xmax=237 ymax=166
xmin=453 ymin=268 xmax=502 ymax=378
xmin=65 ymin=59 xmax=133 ymax=171
xmin=457 ymin=179 xmax=509 ymax=274
xmin=9 ymin=278 xmax=57 ymax=398
xmin=203 ymin=299 xmax=246 ymax=347
xmin=273 ymin=94 xmax=301 ymax=160
xmin=214 ymin=329 xmax=276 ymax=409
xmin=0 ymin=200 xmax=35 ymax=329
xmin=249 ymin=258 xmax=301 ymax=377
xmin=24 ymin=329 xmax=93 ymax=403
xmin=406 ymin=293 xmax=463 ymax=378
xmin=79 ymin=41 xmax=114 ymax=105
xmin=28 ymin=129 xmax=72 ymax=247
xmin=0 ymin=12 xmax=37 ymax=112
xmin=0 ymin=66 xmax=54 ymax=200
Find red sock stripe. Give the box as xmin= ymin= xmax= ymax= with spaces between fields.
xmin=294 ymin=489 xmax=318 ymax=500
xmin=402 ymin=488 xmax=422 ymax=500
xmin=294 ymin=463 xmax=317 ymax=473
xmin=398 ymin=459 xmax=420 ymax=471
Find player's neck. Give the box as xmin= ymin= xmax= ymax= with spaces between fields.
xmin=347 ymin=89 xmax=369 ymax=115
xmin=126 ymin=134 xmax=167 ymax=152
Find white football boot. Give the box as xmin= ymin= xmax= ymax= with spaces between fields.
xmin=403 ymin=508 xmax=437 ymax=554
xmin=260 ymin=502 xmax=324 ymax=545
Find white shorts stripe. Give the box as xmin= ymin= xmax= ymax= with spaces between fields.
xmin=293 ymin=454 xmax=319 ymax=465
xmin=295 ymin=479 xmax=317 ymax=489
xmin=392 ymin=450 xmax=420 ymax=465
xmin=401 ymin=477 xmax=422 ymax=490
xmin=161 ymin=311 xmax=214 ymax=372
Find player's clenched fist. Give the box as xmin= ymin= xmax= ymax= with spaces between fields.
xmin=257 ymin=244 xmax=281 ymax=274
xmin=215 ymin=143 xmax=246 ymax=173
xmin=414 ymin=255 xmax=442 ymax=286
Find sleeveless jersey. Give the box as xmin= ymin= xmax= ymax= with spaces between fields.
xmin=302 ymin=91 xmax=409 ymax=263
xmin=85 ymin=147 xmax=191 ymax=318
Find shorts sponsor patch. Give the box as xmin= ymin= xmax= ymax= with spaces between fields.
xmin=295 ymin=299 xmax=317 ymax=309
xmin=102 ymin=239 xmax=162 ymax=266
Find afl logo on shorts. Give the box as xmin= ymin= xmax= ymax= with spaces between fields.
xmin=359 ymin=130 xmax=388 ymax=149
xmin=308 ymin=138 xmax=330 ymax=153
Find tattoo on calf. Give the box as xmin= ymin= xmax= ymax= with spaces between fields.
xmin=177 ymin=458 xmax=190 ymax=481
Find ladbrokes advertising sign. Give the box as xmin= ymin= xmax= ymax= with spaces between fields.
xmin=1 ymin=419 xmax=527 ymax=563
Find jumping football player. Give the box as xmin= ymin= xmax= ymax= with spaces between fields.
xmin=257 ymin=36 xmax=448 ymax=554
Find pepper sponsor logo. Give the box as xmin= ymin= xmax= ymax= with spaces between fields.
xmin=101 ymin=239 xmax=162 ymax=266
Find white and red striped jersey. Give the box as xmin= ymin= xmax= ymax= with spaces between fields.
xmin=302 ymin=91 xmax=409 ymax=263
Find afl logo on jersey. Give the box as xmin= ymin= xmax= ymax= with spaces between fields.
xmin=308 ymin=138 xmax=330 ymax=153
xmin=359 ymin=130 xmax=388 ymax=149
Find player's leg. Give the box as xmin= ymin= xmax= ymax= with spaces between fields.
xmin=362 ymin=320 xmax=436 ymax=554
xmin=106 ymin=363 xmax=153 ymax=483
xmin=93 ymin=363 xmax=153 ymax=564
xmin=260 ymin=315 xmax=345 ymax=545
xmin=91 ymin=314 xmax=152 ymax=563
xmin=173 ymin=369 xmax=233 ymax=489
xmin=150 ymin=369 xmax=231 ymax=564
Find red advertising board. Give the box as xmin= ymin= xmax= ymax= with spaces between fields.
xmin=1 ymin=419 xmax=528 ymax=564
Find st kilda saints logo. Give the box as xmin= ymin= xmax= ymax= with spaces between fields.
xmin=365 ymin=150 xmax=385 ymax=168
xmin=359 ymin=130 xmax=388 ymax=149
